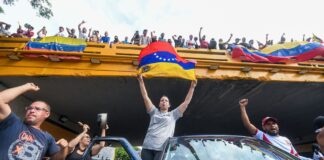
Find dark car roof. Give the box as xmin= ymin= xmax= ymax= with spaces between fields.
xmin=170 ymin=134 xmax=253 ymax=140
xmin=163 ymin=134 xmax=299 ymax=160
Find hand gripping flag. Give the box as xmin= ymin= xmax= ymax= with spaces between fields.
xmin=138 ymin=41 xmax=196 ymax=80
xmin=232 ymin=41 xmax=324 ymax=63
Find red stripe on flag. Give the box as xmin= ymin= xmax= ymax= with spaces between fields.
xmin=139 ymin=42 xmax=189 ymax=63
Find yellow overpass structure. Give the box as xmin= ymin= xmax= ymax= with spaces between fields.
xmin=1 ymin=37 xmax=324 ymax=81
xmin=0 ymin=37 xmax=323 ymax=156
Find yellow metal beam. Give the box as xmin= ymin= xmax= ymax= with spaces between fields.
xmin=1 ymin=37 xmax=324 ymax=82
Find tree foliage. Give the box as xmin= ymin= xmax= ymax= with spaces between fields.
xmin=1 ymin=0 xmax=53 ymax=19
xmin=115 ymin=146 xmax=140 ymax=160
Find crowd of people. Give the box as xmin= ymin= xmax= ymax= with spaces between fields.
xmin=1 ymin=20 xmax=324 ymax=160
xmin=1 ymin=20 xmax=322 ymax=51
xmin=0 ymin=79 xmax=324 ymax=160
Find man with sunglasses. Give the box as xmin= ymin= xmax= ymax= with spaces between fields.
xmin=0 ymin=83 xmax=68 ymax=160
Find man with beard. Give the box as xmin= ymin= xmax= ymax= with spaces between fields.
xmin=239 ymin=99 xmax=299 ymax=157
xmin=0 ymin=83 xmax=68 ymax=160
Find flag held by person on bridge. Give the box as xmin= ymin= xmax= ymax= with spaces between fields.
xmin=138 ymin=41 xmax=196 ymax=80
xmin=25 ymin=36 xmax=86 ymax=52
xmin=232 ymin=41 xmax=324 ymax=63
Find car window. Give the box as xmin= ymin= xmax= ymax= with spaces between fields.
xmin=162 ymin=137 xmax=298 ymax=160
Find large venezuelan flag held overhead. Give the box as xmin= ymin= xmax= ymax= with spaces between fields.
xmin=138 ymin=41 xmax=196 ymax=80
xmin=25 ymin=36 xmax=86 ymax=52
xmin=232 ymin=42 xmax=324 ymax=63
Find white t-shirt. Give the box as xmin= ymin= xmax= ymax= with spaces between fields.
xmin=142 ymin=106 xmax=183 ymax=151
xmin=79 ymin=31 xmax=87 ymax=40
xmin=55 ymin=32 xmax=65 ymax=37
xmin=38 ymin=32 xmax=46 ymax=38
xmin=254 ymin=129 xmax=299 ymax=157
xmin=0 ymin=28 xmax=10 ymax=36
xmin=140 ymin=35 xmax=151 ymax=45
xmin=186 ymin=39 xmax=195 ymax=49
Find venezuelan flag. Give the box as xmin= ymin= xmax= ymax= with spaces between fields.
xmin=138 ymin=41 xmax=196 ymax=80
xmin=232 ymin=41 xmax=324 ymax=63
xmin=25 ymin=36 xmax=86 ymax=52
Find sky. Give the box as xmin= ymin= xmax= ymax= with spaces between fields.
xmin=1 ymin=0 xmax=323 ymax=43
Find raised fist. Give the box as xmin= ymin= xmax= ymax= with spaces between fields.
xmin=25 ymin=83 xmax=40 ymax=91
xmin=239 ymin=99 xmax=248 ymax=107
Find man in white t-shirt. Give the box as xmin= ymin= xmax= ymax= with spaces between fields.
xmin=140 ymin=29 xmax=151 ymax=45
xmin=0 ymin=21 xmax=11 ymax=37
xmin=78 ymin=20 xmax=88 ymax=40
xmin=239 ymin=99 xmax=299 ymax=157
xmin=186 ymin=35 xmax=195 ymax=49
xmin=55 ymin=26 xmax=65 ymax=37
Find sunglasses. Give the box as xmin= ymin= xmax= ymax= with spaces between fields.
xmin=25 ymin=106 xmax=48 ymax=112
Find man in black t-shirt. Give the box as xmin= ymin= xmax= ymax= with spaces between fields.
xmin=0 ymin=83 xmax=68 ymax=160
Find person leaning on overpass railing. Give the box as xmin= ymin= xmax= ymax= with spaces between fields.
xmin=0 ymin=21 xmax=12 ymax=37
xmin=54 ymin=26 xmax=65 ymax=37
xmin=131 ymin=30 xmax=140 ymax=45
xmin=66 ymin=27 xmax=77 ymax=39
xmin=36 ymin=26 xmax=47 ymax=40
xmin=140 ymin=29 xmax=151 ymax=45
xmin=238 ymin=99 xmax=300 ymax=157
xmin=78 ymin=20 xmax=88 ymax=40
xmin=199 ymin=27 xmax=209 ymax=49
xmin=0 ymin=83 xmax=68 ymax=159
xmin=158 ymin=32 xmax=166 ymax=42
xmin=218 ymin=33 xmax=233 ymax=50
xmin=100 ymin=31 xmax=110 ymax=44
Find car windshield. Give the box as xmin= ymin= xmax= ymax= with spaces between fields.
xmin=162 ymin=136 xmax=298 ymax=160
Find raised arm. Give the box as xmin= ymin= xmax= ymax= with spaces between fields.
xmin=225 ymin=33 xmax=233 ymax=44
xmin=178 ymin=80 xmax=197 ymax=114
xmin=37 ymin=28 xmax=43 ymax=35
xmin=137 ymin=75 xmax=154 ymax=112
xmin=67 ymin=122 xmax=89 ymax=152
xmin=91 ymin=125 xmax=107 ymax=155
xmin=239 ymin=99 xmax=258 ymax=135
xmin=66 ymin=27 xmax=71 ymax=35
xmin=0 ymin=83 xmax=39 ymax=121
xmin=78 ymin=20 xmax=85 ymax=32
xmin=302 ymin=34 xmax=305 ymax=41
xmin=172 ymin=35 xmax=177 ymax=41
xmin=199 ymin=27 xmax=203 ymax=42
xmin=88 ymin=28 xmax=92 ymax=38
xmin=131 ymin=34 xmax=135 ymax=44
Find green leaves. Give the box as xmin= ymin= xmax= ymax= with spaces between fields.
xmin=1 ymin=0 xmax=53 ymax=19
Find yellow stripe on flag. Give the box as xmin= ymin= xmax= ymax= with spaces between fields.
xmin=138 ymin=62 xmax=196 ymax=80
xmin=36 ymin=36 xmax=86 ymax=45
xmin=261 ymin=41 xmax=309 ymax=54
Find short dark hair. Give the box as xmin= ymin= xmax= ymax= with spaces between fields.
xmin=161 ymin=95 xmax=170 ymax=105
xmin=33 ymin=100 xmax=51 ymax=112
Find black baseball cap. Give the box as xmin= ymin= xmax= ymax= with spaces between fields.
xmin=314 ymin=116 xmax=324 ymax=133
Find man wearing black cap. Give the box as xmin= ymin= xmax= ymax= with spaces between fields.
xmin=313 ymin=116 xmax=324 ymax=160
xmin=239 ymin=99 xmax=299 ymax=157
